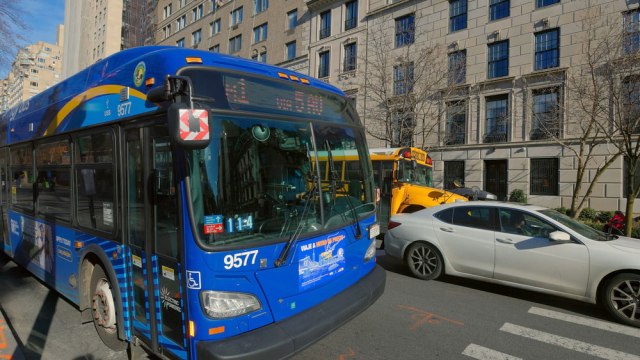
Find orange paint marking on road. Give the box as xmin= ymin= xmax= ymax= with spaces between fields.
xmin=0 ymin=323 xmax=7 ymax=350
xmin=338 ymin=347 xmax=356 ymax=360
xmin=398 ymin=305 xmax=464 ymax=331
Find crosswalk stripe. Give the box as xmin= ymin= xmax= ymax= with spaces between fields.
xmin=529 ymin=307 xmax=640 ymax=339
xmin=462 ymin=344 xmax=522 ymax=360
xmin=500 ymin=323 xmax=640 ymax=360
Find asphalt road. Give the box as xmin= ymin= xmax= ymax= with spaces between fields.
xmin=2 ymin=251 xmax=640 ymax=360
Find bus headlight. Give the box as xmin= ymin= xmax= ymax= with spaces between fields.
xmin=200 ymin=291 xmax=261 ymax=319
xmin=364 ymin=240 xmax=376 ymax=263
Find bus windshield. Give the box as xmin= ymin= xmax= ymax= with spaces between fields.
xmin=396 ymin=159 xmax=433 ymax=187
xmin=186 ymin=117 xmax=373 ymax=249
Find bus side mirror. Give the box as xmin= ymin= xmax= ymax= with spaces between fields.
xmin=167 ymin=104 xmax=211 ymax=149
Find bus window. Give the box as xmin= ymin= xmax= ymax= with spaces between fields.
xmin=10 ymin=145 xmax=34 ymax=213
xmin=36 ymin=139 xmax=71 ymax=222
xmin=75 ymin=132 xmax=115 ymax=233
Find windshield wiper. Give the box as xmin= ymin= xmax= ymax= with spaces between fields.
xmin=325 ymin=140 xmax=362 ymax=239
xmin=275 ymin=144 xmax=318 ymax=267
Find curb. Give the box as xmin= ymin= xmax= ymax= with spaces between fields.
xmin=0 ymin=305 xmax=25 ymax=360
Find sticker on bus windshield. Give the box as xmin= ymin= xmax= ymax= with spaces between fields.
xmin=226 ymin=214 xmax=253 ymax=233
xmin=298 ymin=233 xmax=346 ymax=290
xmin=204 ymin=215 xmax=224 ymax=234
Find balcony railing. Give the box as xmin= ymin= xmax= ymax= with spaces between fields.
xmin=319 ymin=27 xmax=330 ymax=39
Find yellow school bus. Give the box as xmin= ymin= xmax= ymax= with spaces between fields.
xmin=369 ymin=147 xmax=467 ymax=229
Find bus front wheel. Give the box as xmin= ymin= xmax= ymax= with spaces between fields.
xmin=91 ymin=264 xmax=127 ymax=351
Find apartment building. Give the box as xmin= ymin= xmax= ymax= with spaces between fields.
xmin=306 ymin=0 xmax=365 ymax=109
xmin=155 ymin=0 xmax=309 ymax=72
xmin=0 ymin=26 xmax=64 ymax=111
xmin=62 ymin=0 xmax=154 ymax=79
xmin=334 ymin=0 xmax=638 ymax=213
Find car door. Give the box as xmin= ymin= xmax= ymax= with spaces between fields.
xmin=494 ymin=208 xmax=589 ymax=296
xmin=434 ymin=206 xmax=496 ymax=278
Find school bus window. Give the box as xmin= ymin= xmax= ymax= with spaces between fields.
xmin=74 ymin=132 xmax=116 ymax=233
xmin=36 ymin=139 xmax=71 ymax=222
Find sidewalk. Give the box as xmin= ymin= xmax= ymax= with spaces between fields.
xmin=0 ymin=306 xmax=25 ymax=360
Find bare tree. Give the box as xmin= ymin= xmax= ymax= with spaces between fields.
xmin=576 ymin=8 xmax=640 ymax=235
xmin=362 ymin=15 xmax=455 ymax=149
xmin=523 ymin=9 xmax=622 ymax=218
xmin=0 ymin=0 xmax=28 ymax=70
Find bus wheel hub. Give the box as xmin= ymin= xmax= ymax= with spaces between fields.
xmin=92 ymin=279 xmax=116 ymax=329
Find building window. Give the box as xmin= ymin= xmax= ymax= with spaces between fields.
xmin=253 ymin=23 xmax=268 ymax=43
xmin=444 ymin=161 xmax=465 ymax=190
xmin=163 ymin=4 xmax=172 ymax=19
xmin=536 ymin=0 xmax=559 ymax=7
xmin=344 ymin=43 xmax=357 ymax=72
xmin=177 ymin=15 xmax=186 ymax=31
xmin=392 ymin=109 xmax=414 ymax=147
xmin=288 ymin=9 xmax=298 ymax=30
xmin=345 ymin=1 xmax=358 ymax=31
xmin=531 ymin=88 xmax=560 ymax=140
xmin=489 ymin=0 xmax=509 ymax=21
xmin=485 ymin=95 xmax=509 ymax=143
xmin=535 ymin=29 xmax=559 ymax=70
xmin=393 ymin=62 xmax=414 ymax=96
xmin=488 ymin=40 xmax=509 ymax=78
xmin=624 ymin=10 xmax=640 ymax=54
xmin=530 ymin=158 xmax=558 ymax=195
xmin=286 ymin=41 xmax=296 ymax=60
xmin=260 ymin=51 xmax=267 ymax=62
xmin=179 ymin=0 xmax=186 ymax=8
xmin=211 ymin=19 xmax=221 ymax=35
xmin=623 ymin=157 xmax=640 ymax=198
xmin=318 ymin=50 xmax=330 ymax=78
xmin=448 ymin=50 xmax=466 ymax=85
xmin=193 ymin=4 xmax=204 ymax=21
xmin=229 ymin=34 xmax=242 ymax=53
xmin=210 ymin=44 xmax=220 ymax=52
xmin=163 ymin=25 xmax=172 ymax=39
xmin=192 ymin=29 xmax=202 ymax=46
xmin=231 ymin=6 xmax=243 ymax=26
xmin=449 ymin=0 xmax=467 ymax=32
xmin=30 ymin=81 xmax=38 ymax=87
xmin=445 ymin=101 xmax=466 ymax=145
xmin=176 ymin=38 xmax=185 ymax=48
xmin=320 ymin=10 xmax=331 ymax=39
xmin=622 ymin=76 xmax=640 ymax=133
xmin=254 ymin=0 xmax=268 ymax=14
xmin=395 ymin=14 xmax=415 ymax=48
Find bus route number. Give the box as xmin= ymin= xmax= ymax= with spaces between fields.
xmin=117 ymin=102 xmax=132 ymax=117
xmin=223 ymin=250 xmax=258 ymax=270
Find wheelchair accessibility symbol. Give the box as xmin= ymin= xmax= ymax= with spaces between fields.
xmin=186 ymin=270 xmax=201 ymax=289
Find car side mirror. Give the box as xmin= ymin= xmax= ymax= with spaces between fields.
xmin=549 ymin=231 xmax=571 ymax=242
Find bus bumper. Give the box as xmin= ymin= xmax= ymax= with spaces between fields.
xmin=195 ymin=264 xmax=386 ymax=360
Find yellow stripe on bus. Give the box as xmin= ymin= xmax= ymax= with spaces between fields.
xmin=44 ymin=85 xmax=148 ymax=136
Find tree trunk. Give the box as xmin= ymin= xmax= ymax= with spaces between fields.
xmin=625 ymin=196 xmax=634 ymax=237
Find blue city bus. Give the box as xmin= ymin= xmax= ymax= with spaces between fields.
xmin=0 ymin=46 xmax=385 ymax=359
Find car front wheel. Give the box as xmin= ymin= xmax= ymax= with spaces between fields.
xmin=405 ymin=242 xmax=442 ymax=280
xmin=602 ymin=273 xmax=640 ymax=327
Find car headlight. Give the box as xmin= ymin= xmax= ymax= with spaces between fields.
xmin=200 ymin=291 xmax=261 ymax=319
xmin=364 ymin=239 xmax=376 ymax=263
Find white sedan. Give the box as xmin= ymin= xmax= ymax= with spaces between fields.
xmin=384 ymin=202 xmax=640 ymax=327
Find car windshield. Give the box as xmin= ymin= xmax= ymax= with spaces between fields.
xmin=538 ymin=209 xmax=609 ymax=241
xmin=188 ymin=115 xmax=374 ymax=249
xmin=396 ymin=160 xmax=433 ymax=187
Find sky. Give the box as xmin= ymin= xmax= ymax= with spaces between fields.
xmin=1 ymin=0 xmax=65 ymax=77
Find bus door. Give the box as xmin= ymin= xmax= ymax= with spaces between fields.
xmin=374 ymin=160 xmax=394 ymax=230
xmin=125 ymin=125 xmax=186 ymax=357
xmin=0 ymin=148 xmax=9 ymax=256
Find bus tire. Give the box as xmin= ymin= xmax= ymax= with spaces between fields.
xmin=91 ymin=264 xmax=127 ymax=351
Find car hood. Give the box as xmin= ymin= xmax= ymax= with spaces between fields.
xmin=608 ymin=236 xmax=640 ymax=254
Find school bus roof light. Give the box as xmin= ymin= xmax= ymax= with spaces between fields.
xmin=426 ymin=156 xmax=433 ymax=165
xmin=402 ymin=150 xmax=411 ymax=159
